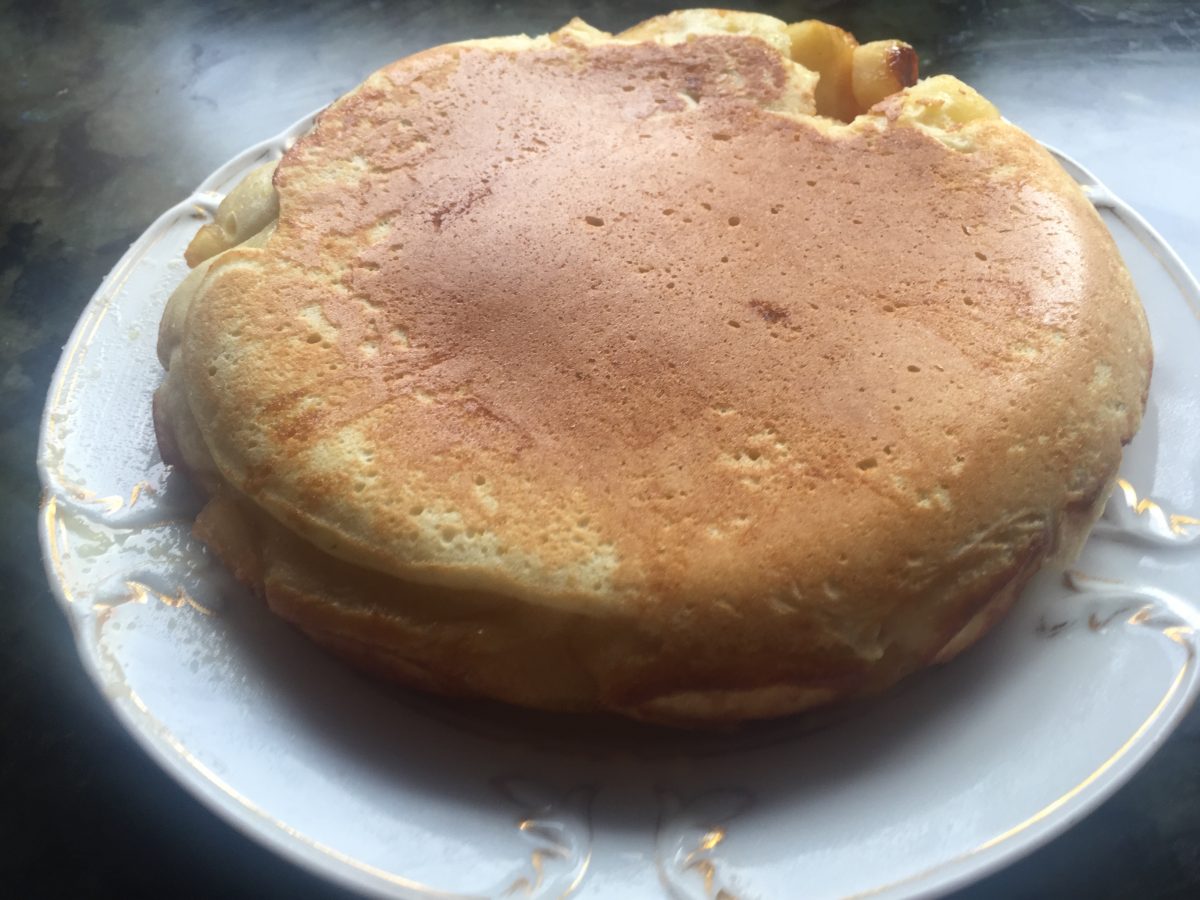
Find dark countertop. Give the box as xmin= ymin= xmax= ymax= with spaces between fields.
xmin=3 ymin=1 xmax=1198 ymax=896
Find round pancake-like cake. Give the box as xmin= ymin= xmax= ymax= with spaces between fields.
xmin=155 ymin=10 xmax=1152 ymax=725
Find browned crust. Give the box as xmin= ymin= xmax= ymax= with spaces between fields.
xmin=156 ymin=13 xmax=1153 ymax=725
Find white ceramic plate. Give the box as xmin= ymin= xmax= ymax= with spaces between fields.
xmin=38 ymin=111 xmax=1200 ymax=900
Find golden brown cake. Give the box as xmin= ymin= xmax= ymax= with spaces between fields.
xmin=155 ymin=9 xmax=1152 ymax=725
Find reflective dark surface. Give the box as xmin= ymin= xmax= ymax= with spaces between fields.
xmin=3 ymin=1 xmax=1198 ymax=896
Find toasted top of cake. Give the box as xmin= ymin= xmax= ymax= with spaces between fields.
xmin=155 ymin=10 xmax=1151 ymax=723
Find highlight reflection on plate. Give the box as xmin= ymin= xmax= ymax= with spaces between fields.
xmin=38 ymin=111 xmax=1200 ymax=900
